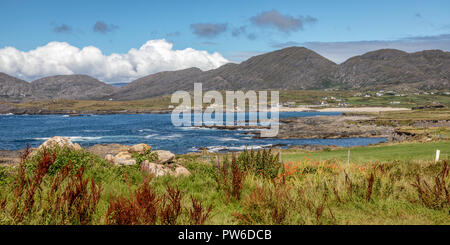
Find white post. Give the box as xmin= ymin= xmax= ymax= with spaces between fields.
xmin=435 ymin=149 xmax=440 ymax=163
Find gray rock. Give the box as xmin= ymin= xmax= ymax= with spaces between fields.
xmin=36 ymin=136 xmax=82 ymax=151
xmin=154 ymin=150 xmax=175 ymax=164
xmin=128 ymin=143 xmax=151 ymax=154
xmin=140 ymin=160 xmax=190 ymax=177
xmin=111 ymin=151 xmax=137 ymax=166
xmin=88 ymin=144 xmax=129 ymax=158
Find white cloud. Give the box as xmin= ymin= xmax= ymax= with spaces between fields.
xmin=0 ymin=39 xmax=229 ymax=83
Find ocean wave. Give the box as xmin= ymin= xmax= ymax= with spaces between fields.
xmin=178 ymin=126 xmax=217 ymax=131
xmin=153 ymin=134 xmax=183 ymax=140
xmin=144 ymin=134 xmax=158 ymax=138
xmin=82 ymin=129 xmax=113 ymax=132
xmin=138 ymin=129 xmax=154 ymax=132
xmin=215 ymin=137 xmax=239 ymax=142
xmin=32 ymin=136 xmax=103 ymax=141
xmin=200 ymin=144 xmax=273 ymax=153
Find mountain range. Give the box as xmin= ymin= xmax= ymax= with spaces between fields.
xmin=1 ymin=47 xmax=449 ymax=102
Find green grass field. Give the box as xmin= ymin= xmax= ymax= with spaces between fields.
xmin=282 ymin=141 xmax=450 ymax=163
xmin=279 ymin=90 xmax=450 ymax=108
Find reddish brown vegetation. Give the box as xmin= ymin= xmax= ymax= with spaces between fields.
xmin=106 ymin=177 xmax=159 ymax=225
xmin=106 ymin=176 xmax=213 ymax=225
xmin=159 ymin=185 xmax=183 ymax=225
xmin=45 ymin=162 xmax=102 ymax=224
xmin=366 ymin=173 xmax=375 ymax=202
xmin=234 ymin=182 xmax=290 ymax=225
xmin=188 ymin=196 xmax=213 ymax=225
xmin=9 ymin=146 xmax=101 ymax=224
xmin=412 ymin=161 xmax=450 ymax=210
xmin=215 ymin=155 xmax=246 ymax=201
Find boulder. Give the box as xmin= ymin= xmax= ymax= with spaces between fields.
xmin=37 ymin=136 xmax=82 ymax=151
xmin=154 ymin=150 xmax=175 ymax=164
xmin=111 ymin=151 xmax=136 ymax=166
xmin=104 ymin=154 xmax=114 ymax=162
xmin=88 ymin=144 xmax=129 ymax=158
xmin=140 ymin=160 xmax=190 ymax=177
xmin=173 ymin=165 xmax=191 ymax=177
xmin=128 ymin=143 xmax=151 ymax=154
xmin=140 ymin=160 xmax=171 ymax=177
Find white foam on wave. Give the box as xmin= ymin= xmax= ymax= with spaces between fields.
xmin=200 ymin=144 xmax=273 ymax=153
xmin=32 ymin=136 xmax=102 ymax=141
xmin=153 ymin=134 xmax=183 ymax=140
xmin=215 ymin=137 xmax=239 ymax=142
xmin=82 ymin=129 xmax=112 ymax=132
xmin=178 ymin=126 xmax=217 ymax=131
xmin=138 ymin=129 xmax=154 ymax=132
xmin=144 ymin=134 xmax=158 ymax=138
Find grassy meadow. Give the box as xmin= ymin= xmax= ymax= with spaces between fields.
xmin=0 ymin=140 xmax=449 ymax=225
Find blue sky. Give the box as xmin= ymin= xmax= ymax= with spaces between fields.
xmin=0 ymin=0 xmax=449 ymax=82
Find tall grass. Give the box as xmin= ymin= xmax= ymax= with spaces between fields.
xmin=0 ymin=146 xmax=449 ymax=225
xmin=3 ymin=146 xmax=101 ymax=224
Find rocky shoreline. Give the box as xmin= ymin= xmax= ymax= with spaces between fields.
xmin=193 ymin=115 xmax=405 ymax=141
xmin=0 ymin=137 xmax=191 ymax=178
xmin=0 ymin=105 xmax=172 ymax=115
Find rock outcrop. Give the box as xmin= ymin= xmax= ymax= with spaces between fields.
xmin=273 ymin=116 xmax=394 ymax=139
xmin=36 ymin=136 xmax=82 ymax=151
xmin=128 ymin=143 xmax=151 ymax=154
xmin=110 ymin=151 xmax=137 ymax=166
xmin=140 ymin=160 xmax=190 ymax=177
xmin=154 ymin=150 xmax=175 ymax=164
xmin=87 ymin=144 xmax=130 ymax=158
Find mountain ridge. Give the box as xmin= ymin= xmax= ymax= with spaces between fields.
xmin=1 ymin=47 xmax=449 ymax=102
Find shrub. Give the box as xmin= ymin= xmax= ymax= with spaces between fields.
xmin=187 ymin=196 xmax=213 ymax=225
xmin=234 ymin=182 xmax=290 ymax=225
xmin=8 ymin=146 xmax=102 ymax=224
xmin=106 ymin=176 xmax=159 ymax=225
xmin=25 ymin=146 xmax=98 ymax=176
xmin=215 ymin=155 xmax=246 ymax=201
xmin=131 ymin=149 xmax=158 ymax=165
xmin=0 ymin=166 xmax=9 ymax=185
xmin=237 ymin=149 xmax=282 ymax=179
xmin=159 ymin=184 xmax=183 ymax=225
xmin=411 ymin=161 xmax=449 ymax=210
xmin=106 ymin=175 xmax=194 ymax=225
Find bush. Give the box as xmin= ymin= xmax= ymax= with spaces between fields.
xmin=131 ymin=149 xmax=158 ymax=165
xmin=25 ymin=146 xmax=99 ymax=176
xmin=215 ymin=155 xmax=246 ymax=201
xmin=237 ymin=149 xmax=282 ymax=179
xmin=412 ymin=161 xmax=449 ymax=210
xmin=6 ymin=147 xmax=102 ymax=224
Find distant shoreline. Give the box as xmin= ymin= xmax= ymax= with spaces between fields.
xmin=279 ymin=106 xmax=410 ymax=113
xmin=1 ymin=106 xmax=410 ymax=115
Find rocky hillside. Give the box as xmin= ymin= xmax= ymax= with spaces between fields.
xmin=0 ymin=47 xmax=449 ymax=102
xmin=110 ymin=47 xmax=339 ymax=100
xmin=1 ymin=74 xmax=118 ymax=101
xmin=109 ymin=67 xmax=204 ymax=100
xmin=31 ymin=75 xmax=118 ymax=100
xmin=0 ymin=73 xmax=33 ymax=102
xmin=337 ymin=49 xmax=450 ymax=90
